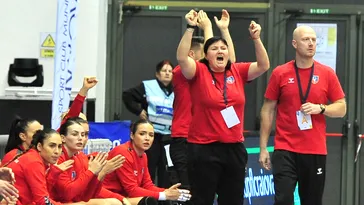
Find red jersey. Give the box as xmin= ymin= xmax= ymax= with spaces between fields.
xmin=2 ymin=145 xmax=25 ymax=166
xmin=188 ymin=61 xmax=251 ymax=144
xmin=51 ymin=146 xmax=102 ymax=202
xmin=171 ymin=65 xmax=191 ymax=138
xmin=57 ymin=94 xmax=86 ymax=132
xmin=3 ymin=94 xmax=84 ymax=166
xmin=7 ymin=149 xmax=64 ymax=205
xmin=50 ymin=147 xmax=125 ymax=202
xmin=264 ymin=60 xmax=345 ymax=154
xmin=103 ymin=142 xmax=164 ymax=199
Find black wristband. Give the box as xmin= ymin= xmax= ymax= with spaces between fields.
xmin=187 ymin=24 xmax=197 ymax=29
xmin=319 ymin=104 xmax=326 ymax=114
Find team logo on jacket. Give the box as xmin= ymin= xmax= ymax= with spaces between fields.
xmin=226 ymin=76 xmax=235 ymax=84
xmin=44 ymin=196 xmax=53 ymax=205
xmin=71 ymin=171 xmax=77 ymax=180
xmin=134 ymin=170 xmax=138 ymax=176
xmin=312 ymin=75 xmax=319 ymax=84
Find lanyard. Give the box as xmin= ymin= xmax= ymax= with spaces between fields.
xmin=294 ymin=61 xmax=314 ymax=104
xmin=208 ymin=68 xmax=228 ymax=106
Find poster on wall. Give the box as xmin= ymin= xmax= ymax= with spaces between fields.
xmin=297 ymin=23 xmax=337 ymax=72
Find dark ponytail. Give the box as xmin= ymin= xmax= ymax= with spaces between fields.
xmin=5 ymin=117 xmax=38 ymax=154
xmin=3 ymin=128 xmax=58 ymax=167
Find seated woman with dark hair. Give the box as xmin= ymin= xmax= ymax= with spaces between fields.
xmin=2 ymin=117 xmax=43 ymax=165
xmin=122 ymin=60 xmax=175 ymax=189
xmin=6 ymin=128 xmax=82 ymax=205
xmin=51 ymin=117 xmax=152 ymax=205
xmin=2 ymin=76 xmax=97 ymax=166
xmin=103 ymin=119 xmax=191 ymax=204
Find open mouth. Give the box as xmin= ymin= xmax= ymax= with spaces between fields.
xmin=217 ymin=56 xmax=224 ymax=61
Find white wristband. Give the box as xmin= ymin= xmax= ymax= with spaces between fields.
xmin=158 ymin=192 xmax=166 ymax=201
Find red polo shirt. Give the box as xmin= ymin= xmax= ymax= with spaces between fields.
xmin=171 ymin=65 xmax=191 ymax=138
xmin=265 ymin=60 xmax=345 ymax=154
xmin=188 ymin=61 xmax=251 ymax=144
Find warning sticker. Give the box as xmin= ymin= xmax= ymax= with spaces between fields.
xmin=40 ymin=32 xmax=56 ymax=58
xmin=42 ymin=34 xmax=56 ymax=47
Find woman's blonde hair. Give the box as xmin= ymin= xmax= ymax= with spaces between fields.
xmin=60 ymin=109 xmax=87 ymax=121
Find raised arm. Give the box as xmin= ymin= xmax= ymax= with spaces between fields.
xmin=259 ymin=98 xmax=277 ymax=170
xmin=59 ymin=76 xmax=98 ymax=130
xmin=78 ymin=76 xmax=98 ymax=97
xmin=197 ymin=10 xmax=213 ymax=43
xmin=214 ymin=9 xmax=236 ymax=63
xmin=247 ymin=21 xmax=270 ymax=81
xmin=177 ymin=10 xmax=198 ymax=79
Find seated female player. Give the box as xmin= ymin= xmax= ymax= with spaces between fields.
xmin=6 ymin=128 xmax=82 ymax=205
xmin=51 ymin=117 xmax=154 ymax=205
xmin=103 ymin=119 xmax=191 ymax=204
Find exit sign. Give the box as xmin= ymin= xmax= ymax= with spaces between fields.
xmin=149 ymin=5 xmax=168 ymax=11
xmin=310 ymin=8 xmax=330 ymax=14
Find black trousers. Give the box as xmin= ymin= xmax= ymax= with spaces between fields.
xmin=169 ymin=137 xmax=190 ymax=189
xmin=145 ymin=132 xmax=170 ymax=188
xmin=272 ymin=150 xmax=326 ymax=205
xmin=188 ymin=142 xmax=248 ymax=205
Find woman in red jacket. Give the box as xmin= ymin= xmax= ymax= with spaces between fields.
xmin=2 ymin=76 xmax=97 ymax=166
xmin=2 ymin=118 xmax=43 ymax=165
xmin=103 ymin=119 xmax=191 ymax=204
xmin=6 ymin=128 xmax=82 ymax=205
xmin=51 ymin=117 xmax=136 ymax=205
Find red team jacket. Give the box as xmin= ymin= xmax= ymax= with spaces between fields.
xmin=7 ymin=149 xmax=64 ymax=205
xmin=103 ymin=141 xmax=165 ymax=199
xmin=57 ymin=94 xmax=86 ymax=132
xmin=2 ymin=145 xmax=25 ymax=165
xmin=50 ymin=146 xmax=125 ymax=202
xmin=2 ymin=94 xmax=86 ymax=166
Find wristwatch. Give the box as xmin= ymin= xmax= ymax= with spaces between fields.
xmin=319 ymin=104 xmax=326 ymax=114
